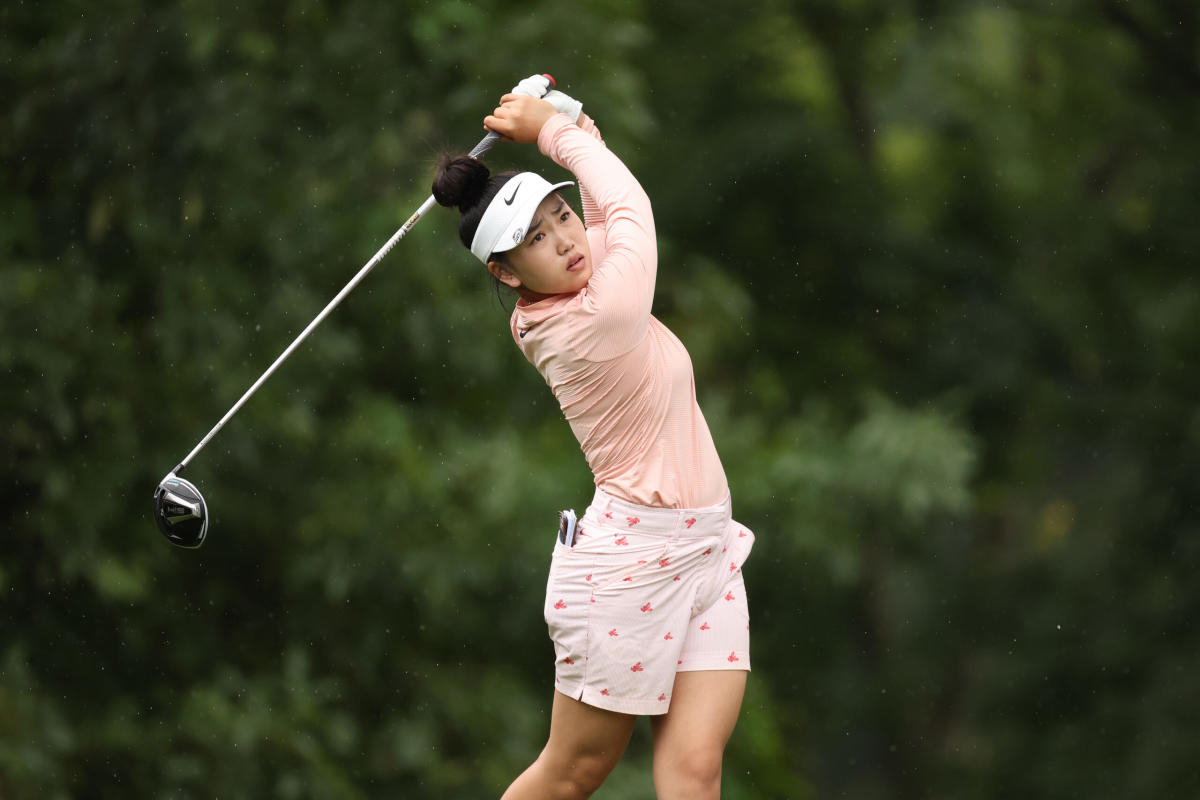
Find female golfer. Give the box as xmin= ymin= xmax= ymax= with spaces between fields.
xmin=433 ymin=76 xmax=754 ymax=800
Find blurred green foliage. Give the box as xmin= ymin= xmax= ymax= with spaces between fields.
xmin=2 ymin=0 xmax=1198 ymax=797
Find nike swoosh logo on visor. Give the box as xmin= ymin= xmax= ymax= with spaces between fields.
xmin=504 ymin=184 xmax=520 ymax=205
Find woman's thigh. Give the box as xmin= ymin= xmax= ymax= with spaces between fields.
xmin=501 ymin=692 xmax=637 ymax=800
xmin=543 ymin=689 xmax=639 ymax=771
xmin=649 ymin=670 xmax=747 ymax=792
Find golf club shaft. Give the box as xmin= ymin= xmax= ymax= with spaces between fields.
xmin=171 ymin=129 xmax=507 ymax=476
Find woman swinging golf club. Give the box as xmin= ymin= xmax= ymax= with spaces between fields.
xmin=433 ymin=75 xmax=754 ymax=800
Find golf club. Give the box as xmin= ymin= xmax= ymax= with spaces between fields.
xmin=153 ymin=74 xmax=558 ymax=548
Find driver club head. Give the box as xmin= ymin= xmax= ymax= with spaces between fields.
xmin=153 ymin=474 xmax=209 ymax=548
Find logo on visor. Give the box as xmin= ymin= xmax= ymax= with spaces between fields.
xmin=504 ymin=184 xmax=520 ymax=205
xmin=512 ymin=227 xmax=524 ymax=245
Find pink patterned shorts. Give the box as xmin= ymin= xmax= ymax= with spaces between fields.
xmin=544 ymin=487 xmax=754 ymax=716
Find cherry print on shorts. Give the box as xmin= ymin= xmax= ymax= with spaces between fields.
xmin=725 ymin=591 xmax=735 ymax=602
xmin=563 ymin=657 xmax=575 ymax=665
xmin=631 ymin=662 xmax=644 ymax=672
xmin=729 ymin=560 xmax=738 ymax=573
xmin=641 ymin=602 xmax=653 ymax=613
xmin=601 ymin=688 xmax=611 ymax=696
xmin=609 ymin=628 xmax=619 ymax=637
xmin=658 ymin=693 xmax=667 ymax=701
xmin=604 ymin=512 xmax=613 ymax=519
xmin=685 ymin=518 xmax=697 ymax=528
xmin=738 ymin=529 xmax=747 ymax=538
xmin=702 ymin=547 xmax=712 ymax=556
xmin=554 ymin=599 xmax=567 ymax=610
xmin=626 ymin=516 xmax=640 ymax=527
xmin=700 ymin=621 xmax=711 ymax=631
xmin=727 ymin=652 xmax=740 ymax=663
xmin=659 ymin=557 xmax=670 ymax=567
xmin=615 ymin=535 xmax=629 ymax=546
xmin=664 ymin=632 xmax=673 ymax=640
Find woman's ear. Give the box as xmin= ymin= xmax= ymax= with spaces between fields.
xmin=487 ymin=259 xmax=522 ymax=289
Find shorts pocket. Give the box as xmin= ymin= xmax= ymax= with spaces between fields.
xmin=550 ymin=514 xmax=583 ymax=558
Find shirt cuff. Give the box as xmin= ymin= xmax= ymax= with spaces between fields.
xmin=537 ymin=112 xmax=576 ymax=158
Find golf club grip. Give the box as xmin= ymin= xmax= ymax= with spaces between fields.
xmin=468 ymin=130 xmax=503 ymax=159
xmin=467 ymin=74 xmax=555 ymax=159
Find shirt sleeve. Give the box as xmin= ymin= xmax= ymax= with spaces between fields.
xmin=538 ymin=113 xmax=657 ymax=361
xmin=575 ymin=113 xmax=606 ymax=229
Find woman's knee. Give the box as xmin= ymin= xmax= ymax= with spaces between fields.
xmin=655 ymin=743 xmax=724 ymax=792
xmin=539 ymin=749 xmax=620 ymax=799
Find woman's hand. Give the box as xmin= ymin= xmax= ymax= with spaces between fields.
xmin=484 ymin=94 xmax=558 ymax=143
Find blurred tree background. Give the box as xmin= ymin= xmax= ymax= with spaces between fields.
xmin=2 ymin=0 xmax=1198 ymax=797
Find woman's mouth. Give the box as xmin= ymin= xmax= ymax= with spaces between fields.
xmin=566 ymin=254 xmax=585 ymax=272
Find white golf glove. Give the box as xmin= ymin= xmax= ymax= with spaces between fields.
xmin=511 ymin=74 xmax=583 ymax=122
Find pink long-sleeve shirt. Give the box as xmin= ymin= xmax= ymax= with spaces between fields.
xmin=509 ymin=113 xmax=728 ymax=509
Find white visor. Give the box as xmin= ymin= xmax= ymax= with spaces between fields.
xmin=469 ymin=172 xmax=575 ymax=263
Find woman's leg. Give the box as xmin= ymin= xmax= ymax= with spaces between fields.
xmin=649 ymin=670 xmax=747 ymax=800
xmin=501 ymin=690 xmax=638 ymax=800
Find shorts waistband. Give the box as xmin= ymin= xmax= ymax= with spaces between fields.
xmin=583 ymin=487 xmax=732 ymax=538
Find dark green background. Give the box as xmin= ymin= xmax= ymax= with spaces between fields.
xmin=3 ymin=1 xmax=1197 ymax=797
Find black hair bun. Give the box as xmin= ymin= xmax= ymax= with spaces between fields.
xmin=432 ymin=155 xmax=491 ymax=212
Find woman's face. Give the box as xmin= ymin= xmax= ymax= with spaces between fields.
xmin=488 ymin=194 xmax=592 ymax=302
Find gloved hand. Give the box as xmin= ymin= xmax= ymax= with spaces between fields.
xmin=544 ymin=89 xmax=583 ymax=123
xmin=510 ymin=74 xmax=583 ymax=123
xmin=510 ymin=74 xmax=553 ymax=98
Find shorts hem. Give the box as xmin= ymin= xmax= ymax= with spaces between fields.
xmin=676 ymin=650 xmax=751 ymax=673
xmin=554 ymin=684 xmax=671 ymax=716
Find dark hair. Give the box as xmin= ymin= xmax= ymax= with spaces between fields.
xmin=432 ymin=154 xmax=518 ymax=257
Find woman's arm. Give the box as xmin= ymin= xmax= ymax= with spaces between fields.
xmin=575 ymin=113 xmax=607 ymax=230
xmin=538 ymin=113 xmax=657 ymax=359
xmin=485 ymin=96 xmax=657 ymax=358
